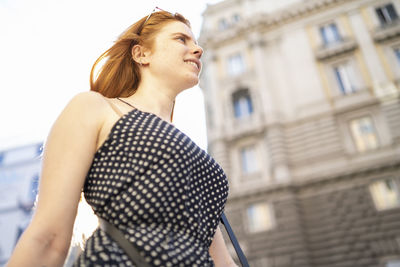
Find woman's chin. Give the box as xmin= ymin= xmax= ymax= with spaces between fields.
xmin=179 ymin=77 xmax=199 ymax=90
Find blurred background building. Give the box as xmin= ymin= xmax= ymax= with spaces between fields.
xmin=199 ymin=0 xmax=400 ymax=266
xmin=0 ymin=143 xmax=42 ymax=265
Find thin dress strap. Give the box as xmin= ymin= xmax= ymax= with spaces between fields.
xmin=116 ymin=97 xmax=174 ymax=123
xmin=116 ymin=97 xmax=137 ymax=109
xmin=104 ymin=98 xmax=124 ymax=117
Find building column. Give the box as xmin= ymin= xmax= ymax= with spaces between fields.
xmin=202 ymin=51 xmax=231 ymax=177
xmin=350 ymin=9 xmax=397 ymax=97
xmin=248 ymin=33 xmax=290 ymax=182
xmin=248 ymin=32 xmax=278 ymax=124
xmin=267 ymin=124 xmax=291 ymax=182
xmin=202 ymin=51 xmax=225 ymax=139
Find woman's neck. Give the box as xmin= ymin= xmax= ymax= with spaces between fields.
xmin=125 ymin=81 xmax=177 ymax=122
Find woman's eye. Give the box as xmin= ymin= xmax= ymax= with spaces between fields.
xmin=177 ymin=36 xmax=186 ymax=43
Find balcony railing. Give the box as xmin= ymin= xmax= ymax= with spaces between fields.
xmin=372 ymin=19 xmax=400 ymax=42
xmin=315 ymin=37 xmax=358 ymax=61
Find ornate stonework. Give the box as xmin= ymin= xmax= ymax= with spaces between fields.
xmin=200 ymin=0 xmax=400 ymax=266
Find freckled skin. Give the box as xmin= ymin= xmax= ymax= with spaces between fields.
xmin=146 ymin=21 xmax=203 ymax=93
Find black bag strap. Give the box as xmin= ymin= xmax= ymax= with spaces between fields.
xmin=99 ymin=214 xmax=249 ymax=267
xmin=99 ymin=218 xmax=151 ymax=267
xmin=220 ymin=212 xmax=250 ymax=267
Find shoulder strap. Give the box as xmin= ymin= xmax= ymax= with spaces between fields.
xmin=220 ymin=212 xmax=250 ymax=267
xmin=116 ymin=97 xmax=136 ymax=109
xmin=99 ymin=218 xmax=151 ymax=267
xmin=103 ymin=98 xmax=124 ymax=117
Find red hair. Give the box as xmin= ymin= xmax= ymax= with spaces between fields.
xmin=90 ymin=11 xmax=190 ymax=97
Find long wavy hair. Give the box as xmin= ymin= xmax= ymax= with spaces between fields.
xmin=67 ymin=12 xmax=191 ymax=254
xmin=90 ymin=11 xmax=190 ymax=98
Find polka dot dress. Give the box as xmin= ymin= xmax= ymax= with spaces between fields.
xmin=74 ymin=107 xmax=229 ymax=266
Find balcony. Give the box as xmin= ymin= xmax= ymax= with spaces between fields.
xmin=315 ymin=37 xmax=358 ymax=61
xmin=221 ymin=68 xmax=255 ymax=87
xmin=224 ymin=112 xmax=266 ymax=142
xmin=331 ymin=88 xmax=377 ymax=113
xmin=372 ymin=19 xmax=400 ymax=42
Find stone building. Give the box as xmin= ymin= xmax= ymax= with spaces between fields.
xmin=0 ymin=142 xmax=42 ymax=265
xmin=199 ymin=0 xmax=400 ymax=266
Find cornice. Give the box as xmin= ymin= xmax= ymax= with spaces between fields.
xmin=199 ymin=0 xmax=354 ymax=48
xmin=227 ymin=159 xmax=400 ymax=202
xmin=202 ymin=0 xmax=243 ymax=16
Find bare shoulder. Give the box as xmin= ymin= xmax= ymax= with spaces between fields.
xmin=67 ymin=91 xmax=108 ymax=113
xmin=62 ymin=92 xmax=126 ymax=152
xmin=45 ymin=91 xmax=111 ymax=151
xmin=61 ymin=91 xmax=109 ymax=127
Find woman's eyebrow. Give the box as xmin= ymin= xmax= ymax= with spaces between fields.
xmin=171 ymin=32 xmax=198 ymax=45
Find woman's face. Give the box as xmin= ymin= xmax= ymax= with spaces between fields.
xmin=146 ymin=21 xmax=203 ymax=91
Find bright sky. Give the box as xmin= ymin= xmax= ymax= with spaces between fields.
xmin=0 ymin=0 xmax=221 ymax=151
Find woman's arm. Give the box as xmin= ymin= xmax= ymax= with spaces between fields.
xmin=7 ymin=91 xmax=106 ymax=267
xmin=209 ymin=226 xmax=238 ymax=267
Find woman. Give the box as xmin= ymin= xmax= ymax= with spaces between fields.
xmin=7 ymin=9 xmax=236 ymax=267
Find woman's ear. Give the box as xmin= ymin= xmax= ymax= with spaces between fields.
xmin=131 ymin=44 xmax=150 ymax=65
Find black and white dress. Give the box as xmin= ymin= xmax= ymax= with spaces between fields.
xmin=74 ymin=99 xmax=229 ymax=267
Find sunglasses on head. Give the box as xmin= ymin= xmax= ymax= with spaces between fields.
xmin=137 ymin=6 xmax=179 ymax=35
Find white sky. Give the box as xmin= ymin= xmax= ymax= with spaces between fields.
xmin=0 ymin=0 xmax=221 ymax=151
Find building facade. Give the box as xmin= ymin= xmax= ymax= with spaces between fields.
xmin=0 ymin=143 xmax=42 ymax=266
xmin=199 ymin=0 xmax=400 ymax=266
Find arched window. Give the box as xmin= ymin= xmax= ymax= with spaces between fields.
xmin=232 ymin=89 xmax=254 ymax=119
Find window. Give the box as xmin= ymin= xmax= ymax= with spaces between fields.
xmin=395 ymin=47 xmax=400 ymax=65
xmin=240 ymin=145 xmax=258 ymax=174
xmin=232 ymin=89 xmax=253 ymax=119
xmin=218 ymin=18 xmax=228 ymax=30
xmin=247 ymin=203 xmax=275 ymax=233
xmin=350 ymin=117 xmax=379 ymax=152
xmin=369 ymin=178 xmax=400 ymax=211
xmin=375 ymin=3 xmax=399 ymax=26
xmin=36 ymin=143 xmax=43 ymax=157
xmin=387 ymin=260 xmax=400 ymax=267
xmin=320 ymin=23 xmax=341 ymax=45
xmin=227 ymin=53 xmax=245 ymax=76
xmin=30 ymin=174 xmax=39 ymax=202
xmin=232 ymin=13 xmax=241 ymax=23
xmin=334 ymin=62 xmax=358 ymax=95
